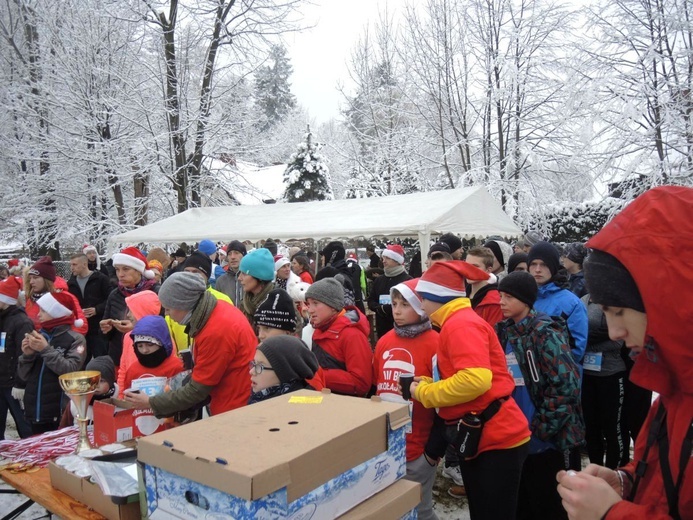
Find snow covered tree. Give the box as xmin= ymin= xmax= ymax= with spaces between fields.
xmin=255 ymin=44 xmax=297 ymax=132
xmin=283 ymin=126 xmax=332 ymax=202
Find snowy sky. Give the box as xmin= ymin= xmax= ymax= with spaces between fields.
xmin=287 ymin=0 xmax=400 ymax=124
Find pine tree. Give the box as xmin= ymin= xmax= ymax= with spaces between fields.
xmin=254 ymin=45 xmax=297 ymax=132
xmin=283 ymin=126 xmax=332 ymax=202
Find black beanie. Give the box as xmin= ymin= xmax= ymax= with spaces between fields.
xmin=319 ymin=241 xmax=346 ymax=264
xmin=527 ymin=241 xmax=561 ymax=277
xmin=183 ymin=251 xmax=213 ymax=279
xmin=563 ymin=242 xmax=587 ymax=266
xmin=508 ymin=252 xmax=528 ymax=273
xmin=86 ymin=356 xmax=116 ymax=388
xmin=439 ymin=233 xmax=462 ymax=253
xmin=226 ymin=240 xmax=247 ymax=256
xmin=428 ymin=242 xmax=451 ymax=257
xmin=498 ymin=271 xmax=538 ymax=308
xmin=258 ymin=336 xmax=319 ymax=384
xmin=263 ymin=239 xmax=278 ymax=256
xmin=584 ymin=250 xmax=645 ymax=312
xmin=483 ymin=241 xmax=505 ymax=268
xmin=254 ymin=289 xmax=297 ymax=332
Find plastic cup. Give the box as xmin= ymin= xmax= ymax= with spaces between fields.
xmin=399 ymin=373 xmax=415 ymax=400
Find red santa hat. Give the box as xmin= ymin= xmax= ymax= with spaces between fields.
xmin=416 ymin=261 xmax=490 ymax=303
xmin=391 ymin=278 xmax=425 ymax=317
xmin=36 ymin=292 xmax=84 ymax=328
xmin=112 ymin=247 xmax=155 ymax=279
xmin=382 ymin=244 xmax=405 ymax=265
xmin=274 ymin=255 xmax=290 ymax=271
xmin=0 ymin=276 xmax=21 ymax=306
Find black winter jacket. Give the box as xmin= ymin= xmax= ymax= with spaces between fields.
xmin=67 ymin=271 xmax=112 ymax=336
xmin=18 ymin=325 xmax=86 ymax=424
xmin=367 ymin=270 xmax=412 ymax=338
xmin=0 ymin=306 xmax=34 ymax=388
xmin=102 ymin=283 xmax=159 ymax=365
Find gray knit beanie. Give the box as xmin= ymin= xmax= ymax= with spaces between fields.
xmin=159 ymin=272 xmax=206 ymax=311
xmin=258 ymin=336 xmax=318 ymax=384
xmin=305 ymin=278 xmax=344 ymax=310
xmin=86 ymin=356 xmax=116 ymax=388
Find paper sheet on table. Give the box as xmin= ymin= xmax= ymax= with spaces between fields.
xmin=89 ymin=461 xmax=139 ymax=497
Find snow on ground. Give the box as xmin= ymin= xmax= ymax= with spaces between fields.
xmin=0 ymin=414 xmax=470 ymax=519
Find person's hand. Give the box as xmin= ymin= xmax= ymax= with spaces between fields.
xmin=26 ymin=330 xmax=48 ymax=352
xmin=11 ymin=387 xmax=25 ymax=409
xmin=112 ymin=319 xmax=134 ymax=333
xmin=123 ymin=390 xmax=152 ymax=410
xmin=423 ymin=452 xmax=439 ymax=466
xmin=21 ymin=335 xmax=33 ymax=355
xmin=83 ymin=307 xmax=96 ymax=318
xmin=581 ymin=464 xmax=622 ymax=495
xmin=100 ymin=319 xmax=113 ymax=334
xmin=557 ymin=469 xmax=621 ymax=520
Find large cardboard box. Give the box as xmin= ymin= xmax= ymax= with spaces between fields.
xmin=93 ymin=398 xmax=166 ymax=446
xmin=337 ymin=479 xmax=421 ymax=519
xmin=138 ymin=390 xmax=410 ymax=520
xmin=48 ymin=460 xmax=140 ymax=520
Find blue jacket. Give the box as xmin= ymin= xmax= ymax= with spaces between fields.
xmin=534 ymin=282 xmax=588 ymax=365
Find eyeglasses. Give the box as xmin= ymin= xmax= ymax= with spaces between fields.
xmin=249 ymin=360 xmax=274 ymax=376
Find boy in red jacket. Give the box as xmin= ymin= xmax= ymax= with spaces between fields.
xmin=305 ymin=278 xmax=372 ymax=396
xmin=373 ymin=278 xmax=439 ymax=520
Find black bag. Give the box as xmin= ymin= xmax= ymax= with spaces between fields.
xmin=453 ymin=397 xmax=508 ymax=459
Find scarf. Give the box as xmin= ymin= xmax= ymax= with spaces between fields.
xmin=40 ymin=316 xmax=75 ymax=331
xmin=31 ymin=291 xmax=47 ymax=302
xmin=248 ymin=380 xmax=308 ymax=404
xmin=276 ymin=277 xmax=288 ymax=290
xmin=117 ymin=277 xmax=158 ymax=298
xmin=241 ymin=282 xmax=275 ymax=320
xmin=187 ymin=291 xmax=217 ymax=338
xmin=384 ymin=265 xmax=405 ymax=278
xmin=394 ymin=318 xmax=432 ymax=339
xmin=134 ymin=346 xmax=169 ymax=368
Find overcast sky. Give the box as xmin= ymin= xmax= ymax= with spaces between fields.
xmin=287 ymin=0 xmax=398 ymax=124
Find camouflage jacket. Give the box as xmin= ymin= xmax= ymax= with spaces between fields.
xmin=496 ymin=310 xmax=585 ymax=451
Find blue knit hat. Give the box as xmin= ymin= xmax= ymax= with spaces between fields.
xmin=198 ymin=239 xmax=217 ymax=256
xmin=240 ymin=248 xmax=275 ymax=282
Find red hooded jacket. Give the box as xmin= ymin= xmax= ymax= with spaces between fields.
xmin=587 ymin=186 xmax=693 ymax=519
xmin=311 ymin=306 xmax=373 ymax=396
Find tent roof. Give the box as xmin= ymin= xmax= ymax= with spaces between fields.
xmin=108 ymin=186 xmax=521 ymax=246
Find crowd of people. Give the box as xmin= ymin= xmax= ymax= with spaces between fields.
xmin=0 ymin=185 xmax=690 ymax=519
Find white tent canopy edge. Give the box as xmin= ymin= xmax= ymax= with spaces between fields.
xmin=107 ymin=186 xmax=522 ymax=260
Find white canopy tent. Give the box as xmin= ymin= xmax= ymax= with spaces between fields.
xmin=108 ymin=187 xmax=521 ymax=260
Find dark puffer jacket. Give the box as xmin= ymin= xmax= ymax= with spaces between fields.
xmin=102 ymin=281 xmax=159 ymax=365
xmin=67 ymin=270 xmax=113 ymax=337
xmin=17 ymin=325 xmax=87 ymax=424
xmin=0 ymin=306 xmax=35 ymax=388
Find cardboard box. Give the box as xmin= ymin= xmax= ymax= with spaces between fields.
xmin=93 ymin=398 xmax=166 ymax=446
xmin=337 ymin=479 xmax=421 ymax=519
xmin=48 ymin=460 xmax=140 ymax=520
xmin=138 ymin=390 xmax=410 ymax=520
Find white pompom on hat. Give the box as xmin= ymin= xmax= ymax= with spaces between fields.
xmin=112 ymin=247 xmax=155 ymax=279
xmin=382 ymin=244 xmax=405 ymax=265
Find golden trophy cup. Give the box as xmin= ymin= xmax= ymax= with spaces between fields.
xmin=59 ymin=370 xmax=101 ymax=454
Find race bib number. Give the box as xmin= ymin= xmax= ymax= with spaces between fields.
xmin=379 ymin=294 xmax=391 ymax=305
xmin=506 ymin=352 xmax=524 ymax=386
xmin=0 ymin=332 xmax=5 ymax=353
xmin=583 ymin=352 xmax=603 ymax=372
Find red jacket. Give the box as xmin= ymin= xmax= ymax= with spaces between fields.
xmin=587 ymin=187 xmax=693 ymax=520
xmin=374 ymin=327 xmax=438 ymax=461
xmin=123 ymin=354 xmax=184 ymax=392
xmin=191 ymin=301 xmax=257 ymax=415
xmin=473 ymin=287 xmax=504 ymax=327
xmin=312 ymin=307 xmax=373 ymax=396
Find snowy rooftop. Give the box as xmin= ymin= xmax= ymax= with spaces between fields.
xmin=206 ymin=159 xmax=287 ymax=205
